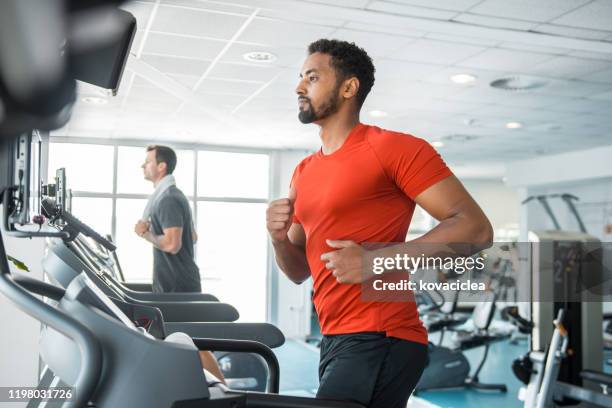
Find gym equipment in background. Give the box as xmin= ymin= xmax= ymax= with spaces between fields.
xmin=517 ymin=309 xmax=612 ymax=407
xmin=415 ymin=291 xmax=509 ymax=393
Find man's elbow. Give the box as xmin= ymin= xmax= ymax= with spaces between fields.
xmin=475 ymin=217 xmax=494 ymax=248
xmin=166 ymin=242 xmax=182 ymax=255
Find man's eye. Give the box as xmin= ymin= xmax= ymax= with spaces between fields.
xmin=309 ymin=76 xmax=317 ymax=81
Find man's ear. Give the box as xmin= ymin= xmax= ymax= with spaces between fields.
xmin=158 ymin=161 xmax=168 ymax=175
xmin=342 ymin=77 xmax=360 ymax=100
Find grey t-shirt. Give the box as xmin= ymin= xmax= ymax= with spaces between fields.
xmin=150 ymin=185 xmax=201 ymax=293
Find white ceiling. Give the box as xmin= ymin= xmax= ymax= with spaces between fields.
xmin=55 ymin=0 xmax=612 ymax=169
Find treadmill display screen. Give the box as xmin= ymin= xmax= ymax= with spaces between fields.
xmin=79 ymin=272 xmax=138 ymax=331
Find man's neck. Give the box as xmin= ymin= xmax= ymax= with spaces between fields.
xmin=152 ymin=174 xmax=166 ymax=188
xmin=318 ymin=112 xmax=360 ymax=155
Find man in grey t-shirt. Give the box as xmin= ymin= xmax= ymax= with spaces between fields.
xmin=134 ymin=145 xmax=201 ymax=293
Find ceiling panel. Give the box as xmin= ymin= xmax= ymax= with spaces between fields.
xmin=328 ymin=28 xmax=415 ymax=58
xmin=452 ymin=13 xmax=539 ymax=31
xmin=343 ymin=21 xmax=426 ymax=38
xmin=375 ymin=59 xmax=443 ymax=81
xmin=467 ymin=0 xmax=591 ymax=23
xmin=530 ymin=56 xmax=612 ymax=79
xmin=166 ymin=74 xmax=200 ymax=88
xmin=366 ymin=1 xmax=459 ymax=19
xmin=303 ymin=0 xmax=370 ymax=8
xmin=238 ymin=17 xmax=336 ymax=47
xmin=378 ymin=0 xmax=483 ymax=12
xmin=456 ymin=48 xmax=554 ymax=72
xmin=141 ymin=54 xmax=210 ymax=76
xmin=207 ymin=61 xmax=281 ymax=82
xmin=498 ymin=41 xmax=569 ymax=56
xmin=195 ymin=78 xmax=264 ymax=96
xmin=424 ymin=32 xmax=499 ymax=47
xmin=492 ymin=92 xmax=570 ymax=109
xmin=152 ymin=5 xmax=248 ymax=39
xmin=551 ymin=0 xmax=612 ymax=31
xmin=392 ymin=38 xmax=486 ymax=65
xmin=547 ymin=98 xmax=612 ymax=115
xmin=581 ymin=68 xmax=612 ymax=84
xmin=374 ymin=80 xmax=465 ymax=100
xmin=567 ymin=50 xmax=612 ymax=62
xmin=590 ymin=89 xmax=612 ymax=101
xmin=535 ymin=79 xmax=612 ymax=98
xmin=161 ymin=0 xmax=256 ymax=15
xmin=533 ymin=23 xmax=612 ymax=41
xmin=143 ymin=32 xmax=226 ymax=60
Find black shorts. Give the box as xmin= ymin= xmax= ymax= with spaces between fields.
xmin=317 ymin=332 xmax=428 ymax=408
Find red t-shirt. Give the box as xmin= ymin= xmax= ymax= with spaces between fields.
xmin=290 ymin=123 xmax=453 ymax=345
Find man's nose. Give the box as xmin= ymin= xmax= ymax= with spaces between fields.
xmin=295 ymin=79 xmax=306 ymax=96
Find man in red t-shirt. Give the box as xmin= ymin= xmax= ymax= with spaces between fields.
xmin=266 ymin=39 xmax=493 ymax=408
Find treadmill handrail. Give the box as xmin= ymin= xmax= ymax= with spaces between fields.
xmin=0 ymin=235 xmax=102 ymax=408
xmin=191 ymin=337 xmax=280 ymax=394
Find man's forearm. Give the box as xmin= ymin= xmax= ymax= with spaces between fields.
xmin=272 ymin=240 xmax=311 ymax=284
xmin=142 ymin=231 xmax=163 ymax=249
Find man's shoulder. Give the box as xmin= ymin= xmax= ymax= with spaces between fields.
xmin=362 ymin=124 xmax=427 ymax=151
xmin=293 ymin=152 xmax=317 ymax=175
xmin=158 ymin=186 xmax=189 ymax=206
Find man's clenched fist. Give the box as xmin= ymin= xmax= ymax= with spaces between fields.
xmin=266 ymin=187 xmax=296 ymax=243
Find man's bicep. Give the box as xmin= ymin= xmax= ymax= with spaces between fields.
xmin=414 ymin=176 xmax=476 ymax=221
xmin=288 ymin=223 xmax=306 ymax=249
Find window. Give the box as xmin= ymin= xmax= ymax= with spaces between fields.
xmin=70 ymin=197 xmax=113 ymax=237
xmin=48 ymin=141 xmax=271 ymax=321
xmin=48 ymin=143 xmax=113 ymax=192
xmin=198 ymin=151 xmax=269 ymax=198
xmin=115 ymin=198 xmax=153 ymax=282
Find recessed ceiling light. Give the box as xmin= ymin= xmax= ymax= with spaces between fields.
xmin=450 ymin=74 xmax=477 ymax=84
xmin=82 ymin=96 xmax=108 ymax=105
xmin=432 ymin=141 xmax=444 ymax=148
xmin=368 ymin=110 xmax=388 ymax=118
xmin=506 ymin=121 xmax=523 ymax=129
xmin=243 ymin=51 xmax=277 ymax=63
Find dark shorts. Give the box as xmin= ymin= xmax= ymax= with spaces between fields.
xmin=317 ymin=332 xmax=428 ymax=408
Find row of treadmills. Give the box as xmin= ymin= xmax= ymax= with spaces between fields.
xmin=1 ymin=196 xmax=365 ymax=407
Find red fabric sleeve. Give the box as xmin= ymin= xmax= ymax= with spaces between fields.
xmin=289 ymin=164 xmax=301 ymax=224
xmin=370 ymin=132 xmax=453 ymax=200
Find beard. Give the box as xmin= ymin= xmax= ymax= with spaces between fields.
xmin=298 ymin=87 xmax=341 ymax=124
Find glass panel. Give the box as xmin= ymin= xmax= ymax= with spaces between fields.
xmin=118 ymin=146 xmax=194 ymax=196
xmin=197 ymin=201 xmax=268 ymax=322
xmin=197 ymin=151 xmax=269 ymax=198
xmin=115 ymin=198 xmax=153 ymax=282
xmin=48 ymin=143 xmax=113 ymax=192
xmin=70 ymin=197 xmax=113 ymax=237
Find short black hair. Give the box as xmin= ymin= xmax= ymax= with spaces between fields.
xmin=147 ymin=145 xmax=177 ymax=174
xmin=308 ymin=39 xmax=375 ymax=108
